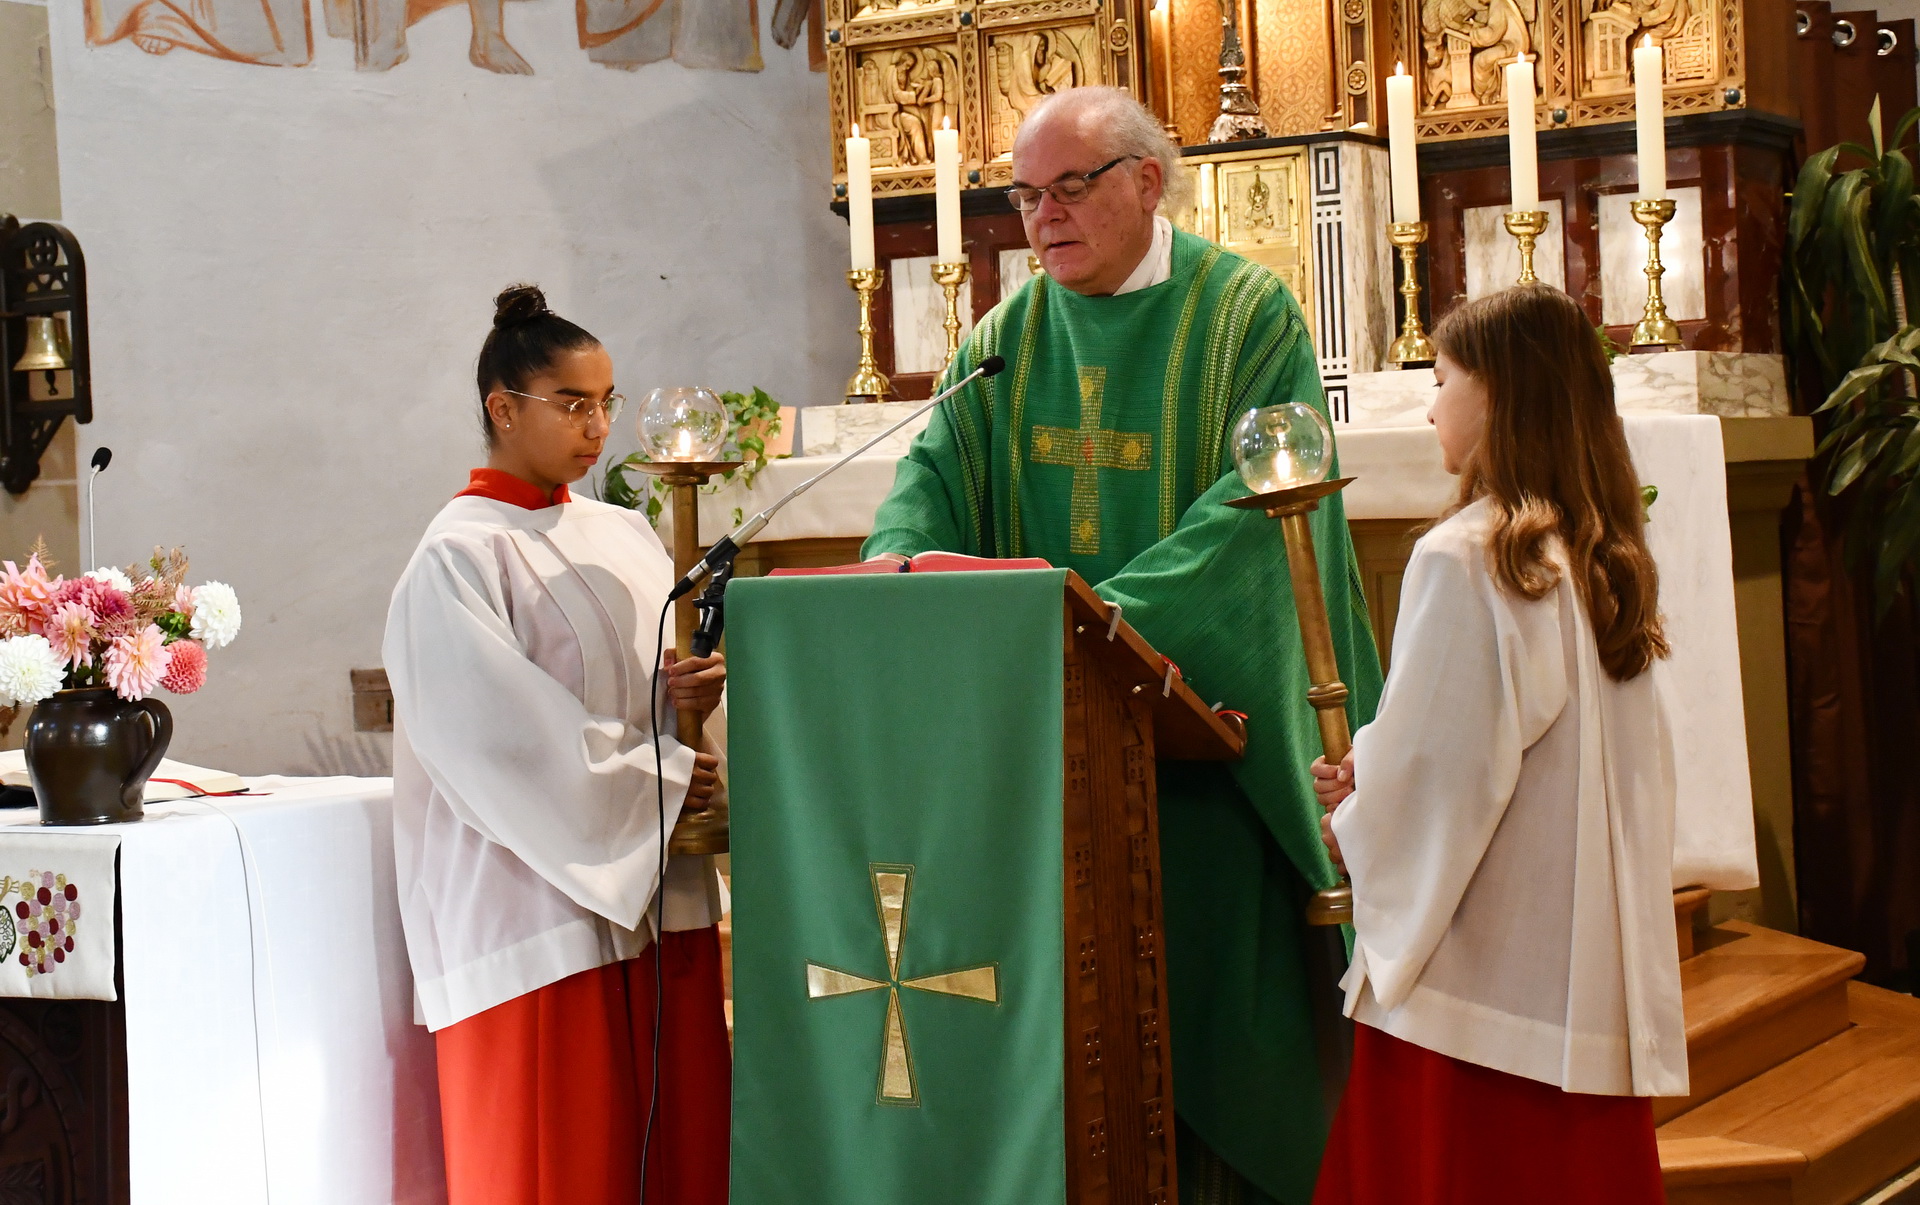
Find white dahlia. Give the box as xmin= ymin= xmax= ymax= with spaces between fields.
xmin=85 ymin=568 xmax=134 ymax=594
xmin=189 ymin=582 xmax=242 ymax=649
xmin=0 ymin=635 xmax=67 ymax=707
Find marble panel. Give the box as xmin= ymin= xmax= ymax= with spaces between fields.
xmin=797 ymin=400 xmax=934 ymax=457
xmin=1464 ymin=199 xmax=1568 ymax=298
xmin=890 ymin=255 xmax=975 ymax=376
xmin=1343 ymin=350 xmax=1790 ymax=428
xmin=1000 ymin=247 xmax=1040 ymax=300
xmin=1599 ymin=187 xmax=1705 ymax=326
xmin=1322 ymin=142 xmax=1396 ymax=380
xmin=1610 ymin=351 xmax=1790 ymax=417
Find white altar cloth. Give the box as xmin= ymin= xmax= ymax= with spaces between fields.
xmin=0 ymin=776 xmax=443 ymax=1204
xmin=666 ymin=415 xmax=1758 ymax=891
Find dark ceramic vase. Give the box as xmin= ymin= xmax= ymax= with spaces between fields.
xmin=24 ymin=688 xmax=172 ymax=826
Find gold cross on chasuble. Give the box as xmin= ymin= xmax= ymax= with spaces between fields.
xmin=805 ymin=864 xmax=999 ymax=1106
xmin=1029 ymin=367 xmax=1154 ymax=556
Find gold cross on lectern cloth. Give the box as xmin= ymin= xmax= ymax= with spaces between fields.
xmin=1029 ymin=366 xmax=1154 ymax=557
xmin=805 ymin=863 xmax=999 ymax=1106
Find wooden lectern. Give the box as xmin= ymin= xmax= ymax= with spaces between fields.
xmin=727 ymin=566 xmax=1246 ymax=1205
xmin=1056 ymin=573 xmax=1247 ymax=1203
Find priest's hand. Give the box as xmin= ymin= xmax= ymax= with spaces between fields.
xmin=687 ymin=752 xmax=722 ymax=806
xmin=665 ymin=651 xmax=726 ymax=722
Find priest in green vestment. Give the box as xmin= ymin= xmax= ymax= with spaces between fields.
xmin=862 ymin=87 xmax=1385 ymax=1205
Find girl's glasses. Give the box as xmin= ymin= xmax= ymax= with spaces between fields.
xmin=503 ymin=389 xmax=626 ymax=429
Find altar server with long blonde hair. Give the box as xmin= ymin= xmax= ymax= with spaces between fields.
xmin=1312 ymin=284 xmax=1686 ymax=1204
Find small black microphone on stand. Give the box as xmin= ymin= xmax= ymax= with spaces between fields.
xmin=86 ymin=447 xmax=112 ymax=571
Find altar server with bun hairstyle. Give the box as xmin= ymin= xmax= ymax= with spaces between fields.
xmin=384 ymin=284 xmax=730 ymax=1205
xmin=1311 ymin=284 xmax=1687 ymax=1205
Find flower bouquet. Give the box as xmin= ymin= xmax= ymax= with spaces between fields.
xmin=0 ymin=543 xmax=242 ymax=825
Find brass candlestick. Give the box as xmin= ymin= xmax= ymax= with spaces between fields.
xmin=931 ymin=259 xmax=970 ymax=374
xmin=635 ymin=458 xmax=744 ymax=856
xmin=1207 ymin=0 xmax=1267 ymax=142
xmin=1227 ymin=477 xmax=1359 ymax=927
xmin=1502 ymin=209 xmax=1550 ymax=285
xmin=1630 ymin=197 xmax=1682 ymax=348
xmin=846 ymin=267 xmax=891 ymax=404
xmin=1387 ymin=221 xmax=1436 ymax=365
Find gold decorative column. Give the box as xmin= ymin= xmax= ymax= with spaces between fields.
xmin=1387 ymin=221 xmax=1436 ymax=365
xmin=1227 ymin=477 xmax=1359 ymax=926
xmin=1502 ymin=210 xmax=1550 ymax=285
xmin=930 ymin=260 xmax=970 ymax=375
xmin=1630 ymin=197 xmax=1683 ymax=348
xmin=846 ymin=267 xmax=891 ymax=404
xmin=635 ymin=458 xmax=743 ymax=855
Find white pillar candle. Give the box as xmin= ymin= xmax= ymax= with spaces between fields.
xmin=847 ymin=125 xmax=876 ymax=272
xmin=1505 ymin=59 xmax=1539 ymax=211
xmin=934 ymin=118 xmax=962 ymax=263
xmin=1634 ymin=40 xmax=1667 ymax=199
xmin=1386 ymin=63 xmax=1420 ymax=223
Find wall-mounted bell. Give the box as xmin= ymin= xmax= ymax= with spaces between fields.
xmin=13 ymin=315 xmax=71 ymax=374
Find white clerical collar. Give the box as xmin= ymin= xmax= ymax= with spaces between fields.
xmin=1111 ymin=216 xmax=1174 ymax=295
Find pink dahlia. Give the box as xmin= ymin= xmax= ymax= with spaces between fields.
xmin=0 ymin=557 xmax=61 ymax=631
xmin=53 ymin=576 xmax=131 ymax=624
xmin=103 ymin=625 xmax=167 ymax=701
xmin=44 ymin=602 xmax=96 ymax=670
xmin=172 ymin=584 xmax=195 ymax=619
xmin=159 ymin=639 xmax=206 ymax=694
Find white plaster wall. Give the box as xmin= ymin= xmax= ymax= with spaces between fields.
xmin=47 ymin=1 xmax=850 ymax=775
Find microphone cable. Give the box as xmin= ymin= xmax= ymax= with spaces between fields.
xmin=639 ymin=595 xmax=673 ymax=1202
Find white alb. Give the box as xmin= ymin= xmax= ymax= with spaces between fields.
xmin=1332 ymin=498 xmax=1689 ymax=1097
xmin=383 ymin=495 xmax=723 ymax=1031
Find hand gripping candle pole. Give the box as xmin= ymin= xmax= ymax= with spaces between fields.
xmin=666 ymin=354 xmax=1007 ymax=604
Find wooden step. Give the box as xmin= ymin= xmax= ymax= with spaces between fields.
xmin=1657 ymin=922 xmax=1866 ymax=1124
xmin=1660 ymin=982 xmax=1920 ymax=1205
xmin=1676 ymin=886 xmax=1711 ymax=961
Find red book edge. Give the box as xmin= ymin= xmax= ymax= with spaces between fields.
xmin=767 ymin=553 xmax=1054 ymax=577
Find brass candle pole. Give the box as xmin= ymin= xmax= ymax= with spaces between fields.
xmin=635 ymin=458 xmax=743 ymax=856
xmin=1629 ymin=197 xmax=1682 ymax=348
xmin=931 ymin=260 xmax=971 ymax=375
xmin=1387 ymin=221 xmax=1436 ymax=365
xmin=1501 ymin=210 xmax=1550 ymax=285
xmin=846 ymin=267 xmax=891 ymax=404
xmin=1227 ymin=477 xmax=1359 ymax=926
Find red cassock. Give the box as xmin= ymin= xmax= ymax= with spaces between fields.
xmin=432 ymin=468 xmax=732 ymax=1205
xmin=1314 ymin=1024 xmax=1667 ymax=1205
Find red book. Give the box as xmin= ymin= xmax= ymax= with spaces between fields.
xmin=768 ymin=553 xmax=1053 ymax=578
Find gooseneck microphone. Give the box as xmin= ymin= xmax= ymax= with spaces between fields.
xmin=666 ymin=354 xmax=1007 ymax=603
xmin=85 ymin=447 xmax=112 ymax=571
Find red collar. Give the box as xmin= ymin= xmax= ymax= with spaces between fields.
xmin=457 ymin=468 xmax=572 ymax=510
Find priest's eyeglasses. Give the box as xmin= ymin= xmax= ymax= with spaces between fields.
xmin=1005 ymin=156 xmax=1141 ymax=212
xmin=503 ymin=389 xmax=627 ymax=429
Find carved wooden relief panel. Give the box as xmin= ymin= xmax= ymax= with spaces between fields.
xmin=828 ymin=0 xmax=1145 ymax=196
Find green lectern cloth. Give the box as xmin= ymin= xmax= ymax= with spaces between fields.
xmin=727 ymin=569 xmax=1070 ymax=1205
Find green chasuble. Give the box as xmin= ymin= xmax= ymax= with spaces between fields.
xmin=863 ymin=229 xmax=1384 ymax=1205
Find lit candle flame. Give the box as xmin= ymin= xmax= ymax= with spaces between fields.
xmin=676 ymin=429 xmax=694 ymax=458
xmin=1395 ymin=60 xmax=1406 ymax=75
xmin=852 ymin=123 xmax=862 ymax=138
xmin=942 ymin=116 xmax=952 ymax=130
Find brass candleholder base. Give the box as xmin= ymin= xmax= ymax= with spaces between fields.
xmin=1387 ymin=221 xmax=1436 ymax=366
xmin=1630 ymin=198 xmax=1682 ymax=349
xmin=1206 ymin=5 xmax=1268 ymax=142
xmin=846 ymin=267 xmax=891 ymax=404
xmin=931 ymin=260 xmax=970 ymax=374
xmin=634 ymin=458 xmax=744 ymax=856
xmin=1227 ymin=476 xmax=1359 ymax=927
xmin=1502 ymin=209 xmax=1551 ymax=285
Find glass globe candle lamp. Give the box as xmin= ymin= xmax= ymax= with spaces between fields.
xmin=1231 ymin=401 xmax=1333 ymax=495
xmin=639 ymin=386 xmax=729 ymax=463
xmin=1224 ymin=400 xmax=1354 ymax=927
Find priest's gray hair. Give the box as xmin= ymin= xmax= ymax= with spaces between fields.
xmin=1017 ymin=86 xmax=1195 ymax=217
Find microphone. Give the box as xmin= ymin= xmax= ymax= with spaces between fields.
xmin=85 ymin=447 xmax=112 ymax=572
xmin=666 ymin=354 xmax=1007 ymax=602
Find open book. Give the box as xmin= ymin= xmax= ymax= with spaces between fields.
xmin=768 ymin=552 xmax=1053 ymax=577
xmin=0 ymin=750 xmax=246 ymax=802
